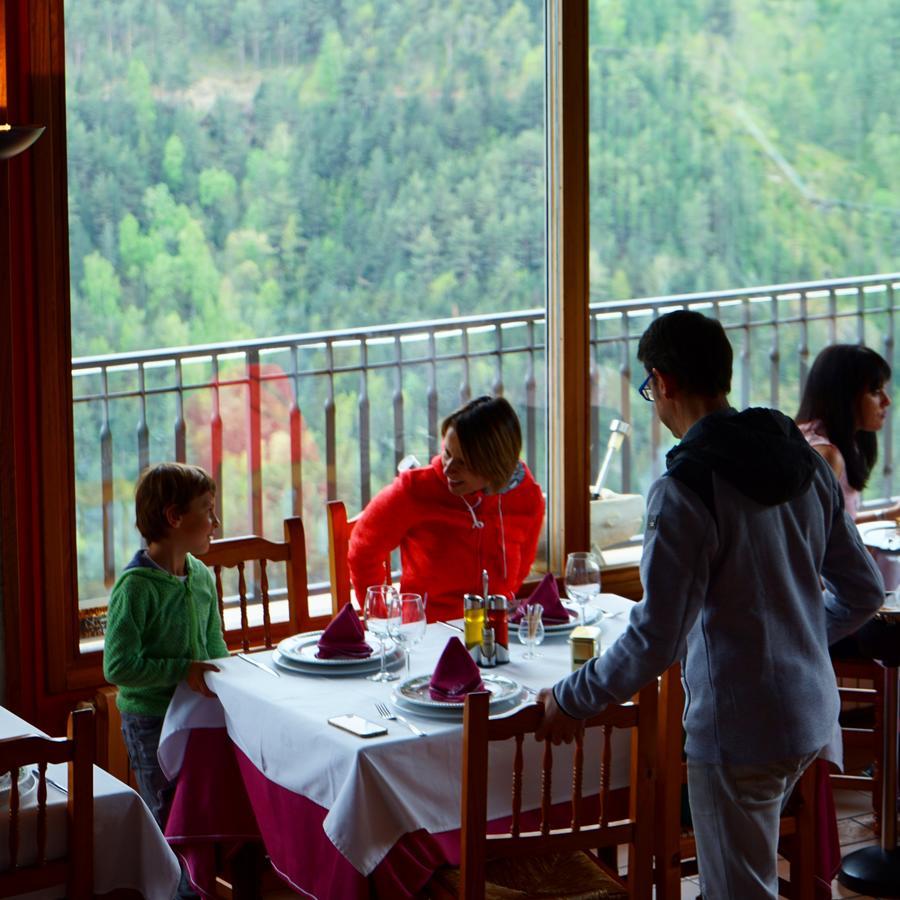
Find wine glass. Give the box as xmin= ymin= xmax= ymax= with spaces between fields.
xmin=516 ymin=603 xmax=545 ymax=659
xmin=364 ymin=585 xmax=400 ymax=682
xmin=565 ymin=551 xmax=601 ymax=624
xmin=389 ymin=593 xmax=426 ymax=676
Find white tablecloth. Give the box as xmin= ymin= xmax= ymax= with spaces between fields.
xmin=160 ymin=593 xmax=636 ymax=876
xmin=0 ymin=706 xmax=180 ymax=900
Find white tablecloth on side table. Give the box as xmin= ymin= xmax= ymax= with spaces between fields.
xmin=0 ymin=706 xmax=180 ymax=900
xmin=160 ymin=592 xmax=637 ymax=877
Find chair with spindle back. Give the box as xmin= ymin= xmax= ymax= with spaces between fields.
xmin=426 ymin=683 xmax=656 ymax=900
xmin=654 ymin=664 xmax=816 ymax=900
xmin=0 ymin=707 xmax=94 ymax=900
xmin=326 ymin=500 xmax=391 ymax=614
xmin=198 ymin=515 xmax=320 ymax=652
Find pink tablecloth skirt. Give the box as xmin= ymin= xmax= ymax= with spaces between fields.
xmin=165 ymin=728 xmax=462 ymax=899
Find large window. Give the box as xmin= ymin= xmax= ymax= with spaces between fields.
xmin=64 ymin=1 xmax=549 ymax=640
xmin=586 ymin=0 xmax=900 ymax=504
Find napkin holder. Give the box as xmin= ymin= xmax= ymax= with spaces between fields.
xmin=590 ymin=488 xmax=644 ymax=555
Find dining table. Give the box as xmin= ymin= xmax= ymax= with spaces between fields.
xmin=0 ymin=705 xmax=180 ymax=899
xmin=158 ymin=592 xmax=637 ymax=899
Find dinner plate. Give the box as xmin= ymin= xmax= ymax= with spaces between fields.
xmin=272 ymin=647 xmax=403 ymax=677
xmin=391 ymin=689 xmax=526 ymax=721
xmin=859 ymin=521 xmax=900 ymax=552
xmin=541 ymin=604 xmax=600 ymax=633
xmin=277 ymin=631 xmax=388 ymax=666
xmin=395 ymin=672 xmax=521 ymax=710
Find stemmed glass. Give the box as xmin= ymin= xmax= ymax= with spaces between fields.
xmin=389 ymin=593 xmax=427 ymax=676
xmin=516 ymin=603 xmax=545 ymax=659
xmin=364 ymin=585 xmax=400 ymax=682
xmin=565 ymin=551 xmax=601 ymax=624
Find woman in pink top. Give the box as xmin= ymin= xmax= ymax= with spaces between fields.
xmin=797 ymin=344 xmax=899 ymax=522
xmin=797 ymin=343 xmax=900 ymax=662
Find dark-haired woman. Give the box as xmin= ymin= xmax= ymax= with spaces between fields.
xmin=348 ymin=396 xmax=545 ymax=623
xmin=797 ymin=343 xmax=900 ymax=660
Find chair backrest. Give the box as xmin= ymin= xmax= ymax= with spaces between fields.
xmin=326 ymin=500 xmax=391 ymax=615
xmin=198 ymin=515 xmax=321 ymax=652
xmin=0 ymin=707 xmax=94 ymax=900
xmin=655 ymin=664 xmax=815 ymax=900
xmin=460 ymin=684 xmax=656 ymax=900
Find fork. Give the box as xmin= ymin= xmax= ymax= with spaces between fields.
xmin=374 ymin=701 xmax=426 ymax=738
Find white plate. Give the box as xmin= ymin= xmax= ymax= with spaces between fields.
xmin=395 ymin=672 xmax=521 ymax=710
xmin=277 ymin=631 xmax=386 ymax=666
xmin=391 ymin=690 xmax=526 ymax=721
xmin=0 ymin=769 xmax=37 ymax=808
xmin=272 ymin=648 xmax=403 ymax=677
xmin=859 ymin=521 xmax=900 ymax=552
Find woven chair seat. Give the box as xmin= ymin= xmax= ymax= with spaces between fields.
xmin=428 ymin=850 xmax=628 ymax=899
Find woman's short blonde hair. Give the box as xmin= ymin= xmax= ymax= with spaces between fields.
xmin=441 ymin=396 xmax=522 ymax=492
xmin=135 ymin=462 xmax=216 ymax=543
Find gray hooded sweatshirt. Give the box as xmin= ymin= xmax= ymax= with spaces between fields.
xmin=554 ymin=407 xmax=884 ymax=765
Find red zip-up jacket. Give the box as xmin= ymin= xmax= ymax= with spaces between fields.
xmin=348 ymin=456 xmax=545 ymax=622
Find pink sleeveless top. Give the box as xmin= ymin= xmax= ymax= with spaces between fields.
xmin=798 ymin=420 xmax=859 ymax=519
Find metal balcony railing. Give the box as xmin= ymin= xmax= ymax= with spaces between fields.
xmin=73 ymin=272 xmax=900 ymax=613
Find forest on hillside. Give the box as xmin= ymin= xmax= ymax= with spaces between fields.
xmin=65 ymin=0 xmax=899 ymax=358
xmin=63 ymin=0 xmax=899 ymax=607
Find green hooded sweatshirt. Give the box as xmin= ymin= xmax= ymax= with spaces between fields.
xmin=103 ymin=551 xmax=230 ymax=716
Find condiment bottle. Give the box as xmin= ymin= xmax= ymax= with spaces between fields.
xmin=463 ymin=593 xmax=484 ymax=650
xmin=479 ymin=626 xmax=497 ymax=668
xmin=486 ymin=594 xmax=510 ymax=664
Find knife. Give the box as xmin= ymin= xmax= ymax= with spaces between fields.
xmin=237 ymin=652 xmax=280 ymax=678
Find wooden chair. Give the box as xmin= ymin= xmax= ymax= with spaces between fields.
xmin=426 ymin=683 xmax=657 ymax=900
xmin=326 ymin=500 xmax=391 ymax=614
xmin=198 ymin=514 xmax=323 ymax=652
xmin=831 ymin=656 xmax=884 ymax=830
xmin=0 ymin=707 xmax=94 ymax=900
xmin=655 ymin=664 xmax=816 ymax=900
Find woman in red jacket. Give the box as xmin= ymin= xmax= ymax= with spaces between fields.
xmin=348 ymin=396 xmax=545 ymax=622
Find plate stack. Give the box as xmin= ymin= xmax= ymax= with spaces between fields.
xmin=272 ymin=631 xmax=404 ymax=676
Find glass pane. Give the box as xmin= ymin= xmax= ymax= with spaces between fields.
xmin=588 ymin=1 xmax=899 ymax=516
xmin=66 ymin=1 xmax=548 ymax=643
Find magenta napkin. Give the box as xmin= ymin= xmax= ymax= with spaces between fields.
xmin=510 ymin=573 xmax=572 ymax=624
xmin=316 ymin=602 xmax=373 ymax=659
xmin=428 ymin=637 xmax=485 ymax=702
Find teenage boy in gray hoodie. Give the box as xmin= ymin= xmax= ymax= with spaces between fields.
xmin=536 ymin=311 xmax=884 ymax=899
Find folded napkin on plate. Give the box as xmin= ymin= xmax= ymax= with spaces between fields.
xmin=316 ymin=602 xmax=373 ymax=659
xmin=429 ymin=637 xmax=485 ymax=702
xmin=510 ymin=573 xmax=572 ymax=624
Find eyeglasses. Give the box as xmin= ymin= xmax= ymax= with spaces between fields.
xmin=638 ymin=372 xmax=654 ymax=402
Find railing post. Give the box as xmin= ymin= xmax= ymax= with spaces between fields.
xmin=174 ymin=358 xmax=186 ymax=463
xmin=100 ymin=367 xmax=115 ymax=587
xmin=798 ymin=290 xmax=809 ymax=398
xmin=769 ymin=293 xmax=780 ymax=409
xmin=393 ymin=335 xmax=405 ymax=471
xmin=619 ymin=312 xmax=632 ymax=493
xmin=359 ymin=339 xmax=371 ymax=507
xmin=884 ymin=284 xmax=895 ymax=500
xmin=325 ymin=341 xmax=336 ymax=501
xmin=136 ymin=363 xmax=149 ymax=477
xmin=247 ymin=350 xmax=263 ymax=537
xmin=588 ymin=312 xmax=600 ymax=489
xmin=427 ymin=332 xmax=439 ymax=459
xmin=492 ymin=324 xmax=504 ymax=398
xmin=210 ymin=356 xmax=224 ymax=531
xmin=289 ymin=345 xmax=303 ymax=518
xmin=524 ymin=320 xmax=538 ymax=476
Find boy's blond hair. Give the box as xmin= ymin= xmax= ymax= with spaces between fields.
xmin=135 ymin=463 xmax=216 ymax=543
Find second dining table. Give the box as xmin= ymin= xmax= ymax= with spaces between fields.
xmin=159 ymin=591 xmax=637 ymax=898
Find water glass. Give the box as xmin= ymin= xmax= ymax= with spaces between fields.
xmin=364 ymin=585 xmax=400 ymax=682
xmin=565 ymin=551 xmax=601 ymax=624
xmin=516 ymin=603 xmax=545 ymax=659
xmin=390 ymin=593 xmax=427 ymax=675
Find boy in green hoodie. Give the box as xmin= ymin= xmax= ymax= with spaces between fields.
xmin=103 ymin=462 xmax=229 ymax=898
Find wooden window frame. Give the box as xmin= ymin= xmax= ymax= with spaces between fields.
xmin=0 ymin=0 xmax=592 ymax=728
